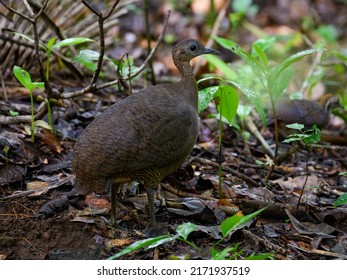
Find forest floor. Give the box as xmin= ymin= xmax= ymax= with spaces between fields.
xmin=0 ymin=0 xmax=346 ymax=260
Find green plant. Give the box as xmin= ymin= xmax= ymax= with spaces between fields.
xmin=108 ymin=207 xmax=271 ymax=260
xmin=210 ymin=36 xmax=321 ymax=163
xmin=282 ymin=123 xmax=321 ymax=145
xmin=198 ymin=78 xmax=240 ymax=196
xmin=14 ymin=33 xmax=94 ymax=130
xmin=13 ymin=66 xmax=45 ymax=142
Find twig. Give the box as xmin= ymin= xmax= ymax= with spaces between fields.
xmin=82 ymin=0 xmax=120 ymax=85
xmin=0 ymin=102 xmax=47 ymax=124
xmin=191 ymin=157 xmax=264 ymax=187
xmin=0 ymin=0 xmax=33 ymax=22
xmin=0 ymin=64 xmax=7 ymax=101
xmin=0 ymin=174 xmax=75 ymax=201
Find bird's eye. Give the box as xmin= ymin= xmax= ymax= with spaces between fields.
xmin=190 ymin=44 xmax=197 ymax=51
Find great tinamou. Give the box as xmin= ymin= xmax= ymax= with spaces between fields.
xmin=72 ymin=39 xmax=219 ymax=232
xmin=268 ymin=96 xmax=339 ymax=137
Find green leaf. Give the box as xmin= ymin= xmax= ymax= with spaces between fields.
xmin=269 ymin=66 xmax=294 ymax=100
xmin=13 ymin=32 xmax=47 ymax=51
xmin=176 ymin=222 xmax=197 ymax=240
xmin=333 ymin=193 xmax=347 ymax=207
xmin=53 ymin=37 xmax=94 ymax=49
xmin=228 ymin=81 xmax=267 ymax=125
xmin=9 ymin=110 xmax=19 ymax=116
xmin=252 ymin=37 xmax=276 ymax=55
xmin=203 ymin=55 xmax=237 ymax=80
xmin=47 ymin=37 xmax=57 ymax=50
xmin=286 ymin=123 xmax=304 ymax=130
xmin=232 ymin=0 xmax=253 ymax=13
xmin=251 ymin=44 xmax=268 ymax=71
xmin=315 ymin=25 xmax=338 ymax=44
xmin=213 ymin=84 xmax=239 ymax=125
xmin=107 ymin=235 xmax=172 ymax=260
xmin=269 ymin=49 xmax=319 ymax=90
xmin=245 ymin=253 xmax=274 ymax=260
xmin=221 ymin=208 xmax=265 ymax=238
xmin=34 ymin=120 xmax=52 ymax=130
xmin=198 ymin=86 xmax=219 ymax=113
xmin=214 ymin=36 xmax=266 ymax=80
xmin=74 ymin=49 xmax=101 ymax=62
xmin=13 ymin=66 xmax=32 ymax=90
xmin=32 ymin=82 xmax=45 ymax=89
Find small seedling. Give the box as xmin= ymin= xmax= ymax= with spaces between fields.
xmin=282 ymin=123 xmax=321 ymax=145
xmin=198 ymin=77 xmax=240 ymax=197
xmin=13 ymin=66 xmax=44 ymax=142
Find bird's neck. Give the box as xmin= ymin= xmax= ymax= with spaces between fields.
xmin=174 ymin=61 xmax=198 ymax=110
xmin=175 ymin=60 xmax=195 ymax=79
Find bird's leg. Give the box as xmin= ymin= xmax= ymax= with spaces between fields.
xmin=110 ymin=183 xmax=120 ymax=226
xmin=146 ymin=184 xmax=158 ymax=230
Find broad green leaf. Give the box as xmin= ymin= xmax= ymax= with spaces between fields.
xmin=176 ymin=222 xmax=197 ymax=240
xmin=334 ymin=193 xmax=347 ymax=207
xmin=203 ymin=55 xmax=237 ymax=80
xmin=221 ymin=208 xmax=265 ymax=238
xmin=213 ymin=85 xmax=239 ymax=125
xmin=107 ymin=235 xmax=172 ymax=260
xmin=13 ymin=66 xmax=32 ymax=89
xmin=198 ymin=86 xmax=219 ymax=113
xmin=53 ymin=37 xmax=94 ymax=49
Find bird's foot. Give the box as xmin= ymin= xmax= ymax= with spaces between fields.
xmin=144 ymin=222 xmax=168 ymax=237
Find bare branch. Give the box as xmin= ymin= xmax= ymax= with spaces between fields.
xmin=104 ymin=0 xmax=120 ymax=20
xmin=0 ymin=0 xmax=33 ymax=23
xmin=60 ymin=10 xmax=171 ymax=99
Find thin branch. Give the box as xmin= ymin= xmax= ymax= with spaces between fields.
xmin=0 ymin=64 xmax=7 ymax=102
xmin=0 ymin=102 xmax=47 ymax=124
xmin=82 ymin=0 xmax=120 ymax=85
xmin=23 ymin=0 xmax=35 ymax=17
xmin=60 ymin=10 xmax=171 ymax=99
xmin=104 ymin=0 xmax=120 ymax=20
xmin=191 ymin=157 xmax=264 ymax=188
xmin=0 ymin=0 xmax=33 ymax=23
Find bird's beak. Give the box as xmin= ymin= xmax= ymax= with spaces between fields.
xmin=203 ymin=47 xmax=220 ymax=55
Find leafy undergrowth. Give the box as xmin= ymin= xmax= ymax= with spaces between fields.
xmin=1 ymin=98 xmax=346 ymax=259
